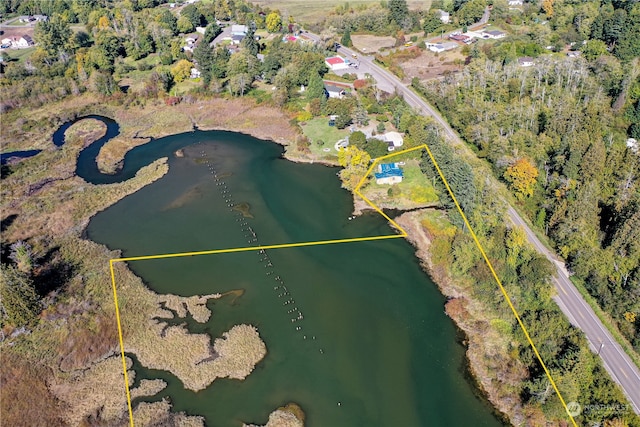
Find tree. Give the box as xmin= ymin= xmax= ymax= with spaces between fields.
xmin=349 ymin=131 xmax=367 ymax=149
xmin=9 ymin=241 xmax=35 ymax=274
xmin=33 ymin=14 xmax=71 ymax=56
xmin=171 ymin=59 xmax=193 ymax=83
xmin=88 ymin=70 xmax=119 ymax=95
xmin=204 ymin=22 xmax=222 ymax=43
xmin=0 ymin=265 xmax=40 ymax=327
xmin=338 ymin=146 xmax=371 ymax=190
xmin=306 ymin=72 xmax=325 ymax=101
xmin=266 ymin=11 xmax=282 ymax=33
xmin=457 ymin=0 xmax=486 ymax=26
xmin=242 ymin=27 xmax=259 ymax=56
xmin=156 ymin=9 xmax=177 ymax=35
xmin=181 ymin=4 xmax=203 ymax=28
xmin=388 ymin=0 xmax=409 ymax=27
xmin=193 ymin=40 xmax=214 ymax=86
xmin=341 ymin=28 xmax=352 ymax=47
xmin=504 ymin=158 xmax=539 ymax=199
xmin=177 ymin=15 xmax=195 ymax=33
xmin=423 ymin=11 xmax=442 ymax=34
xmin=542 ymin=0 xmax=554 ymax=17
xmin=581 ymin=39 xmax=608 ymax=61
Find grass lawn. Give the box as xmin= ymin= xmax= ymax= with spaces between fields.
xmin=360 ymin=159 xmax=439 ymax=210
xmin=252 ymin=0 xmax=428 ymax=24
xmin=6 ymin=47 xmax=36 ymax=62
xmin=300 ymin=117 xmax=349 ymax=158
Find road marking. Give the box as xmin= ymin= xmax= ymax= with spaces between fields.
xmin=621 ymin=368 xmax=629 ymax=379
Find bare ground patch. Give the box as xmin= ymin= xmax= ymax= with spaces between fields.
xmin=400 ymin=49 xmax=465 ymax=82
xmin=351 ymin=34 xmax=396 ymax=53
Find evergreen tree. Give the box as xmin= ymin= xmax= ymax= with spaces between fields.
xmin=388 ymin=0 xmax=409 ymax=27
xmin=341 ymin=28 xmax=352 ymax=47
xmin=0 ymin=265 xmax=40 ymax=327
xmin=242 ymin=27 xmax=259 ymax=56
xmin=306 ymin=73 xmax=325 ymax=101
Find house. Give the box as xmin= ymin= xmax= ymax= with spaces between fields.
xmin=195 ymin=26 xmax=207 ymax=35
xmin=375 ymin=163 xmax=404 ymax=184
xmin=567 ymin=51 xmax=581 ymax=58
xmin=482 ymin=30 xmax=507 ymax=39
xmin=183 ymin=35 xmax=198 ymax=52
xmin=324 ymin=83 xmax=346 ymax=99
xmin=231 ymin=25 xmax=247 ymax=36
xmin=449 ymin=34 xmax=474 ymax=44
xmin=436 ymin=10 xmax=450 ymax=24
xmin=627 ymin=138 xmax=638 ymax=154
xmin=190 ymin=68 xmax=201 ymax=79
xmin=325 ymin=56 xmax=349 ymax=71
xmin=508 ymin=0 xmax=523 ymax=6
xmin=427 ymin=42 xmax=458 ymax=53
xmin=15 ymin=35 xmax=34 ymax=48
xmin=231 ymin=34 xmax=245 ymax=44
xmin=518 ymin=56 xmax=534 ymax=67
xmin=381 ymin=131 xmax=404 ymax=151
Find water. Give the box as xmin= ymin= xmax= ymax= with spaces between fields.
xmin=85 ymin=131 xmax=504 ymax=426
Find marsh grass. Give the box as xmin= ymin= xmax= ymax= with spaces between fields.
xmin=0 ymin=95 xmax=295 ymax=425
xmin=244 ymin=402 xmax=305 ymax=427
xmin=129 ymin=400 xmax=204 ymax=427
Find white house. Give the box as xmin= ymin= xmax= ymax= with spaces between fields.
xmin=15 ymin=35 xmax=34 ymax=48
xmin=324 ymin=83 xmax=347 ymax=99
xmin=508 ymin=0 xmax=523 ymax=6
xmin=627 ymin=138 xmax=638 ymax=154
xmin=436 ymin=10 xmax=450 ymax=23
xmin=325 ymin=56 xmax=349 ymax=71
xmin=190 ymin=68 xmax=201 ymax=79
xmin=427 ymin=41 xmax=458 ymax=53
xmin=382 ymin=131 xmax=404 ymax=151
xmin=231 ymin=25 xmax=247 ymax=36
xmin=518 ymin=56 xmax=534 ymax=67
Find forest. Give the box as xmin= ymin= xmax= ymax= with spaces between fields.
xmin=414 ymin=13 xmax=640 ymax=358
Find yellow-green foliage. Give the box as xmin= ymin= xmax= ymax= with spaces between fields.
xmin=420 ymin=210 xmax=456 ymax=267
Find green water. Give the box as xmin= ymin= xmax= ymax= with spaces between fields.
xmin=86 ymin=133 xmax=505 ymax=427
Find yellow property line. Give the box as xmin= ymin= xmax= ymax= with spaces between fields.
xmin=109 ymin=144 xmax=576 ymax=427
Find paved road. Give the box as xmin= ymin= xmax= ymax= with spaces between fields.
xmin=306 ymin=31 xmax=640 ymax=415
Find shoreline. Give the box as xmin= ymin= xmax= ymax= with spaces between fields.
xmin=394 ymin=210 xmax=524 ymax=425
xmin=3 ymin=96 xmax=514 ymax=426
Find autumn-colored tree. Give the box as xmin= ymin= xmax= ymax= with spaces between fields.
xmin=98 ymin=16 xmax=110 ymax=30
xmin=542 ymin=0 xmax=554 ymax=17
xmin=338 ymin=146 xmax=372 ymax=190
xmin=171 ymin=59 xmax=193 ymax=83
xmin=266 ymin=12 xmax=282 ymax=33
xmin=504 ymin=158 xmax=539 ymax=199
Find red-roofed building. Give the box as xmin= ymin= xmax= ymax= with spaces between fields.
xmin=325 ymin=56 xmax=349 ymax=71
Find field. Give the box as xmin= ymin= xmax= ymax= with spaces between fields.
xmin=252 ymin=0 xmax=429 ymax=24
xmin=300 ymin=117 xmax=349 ymax=157
xmin=399 ymin=48 xmax=466 ymax=82
xmin=351 ymin=34 xmax=396 ymax=53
